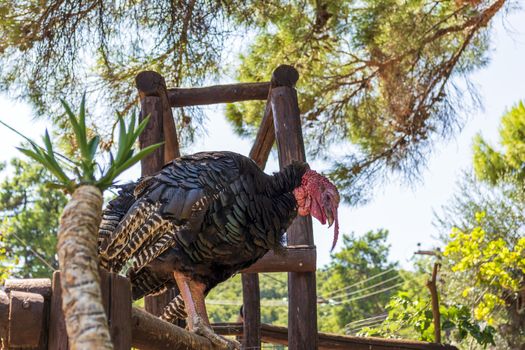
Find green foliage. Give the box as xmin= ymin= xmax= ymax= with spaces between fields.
xmin=0 ymin=1 xmax=509 ymax=204
xmin=317 ymin=230 xmax=400 ymax=333
xmin=435 ymin=179 xmax=525 ymax=348
xmin=0 ymin=95 xmax=163 ymax=192
xmin=207 ymin=273 xmax=289 ymax=325
xmin=473 ymin=101 xmax=525 ymax=186
xmin=434 ymin=102 xmax=525 ymax=348
xmin=229 ymin=0 xmax=504 ymax=203
xmin=444 ymin=212 xmax=525 ymax=329
xmin=362 ymin=271 xmax=496 ymax=346
xmin=0 ymin=1 xmax=229 ymax=117
xmin=0 ymin=158 xmax=67 ymax=281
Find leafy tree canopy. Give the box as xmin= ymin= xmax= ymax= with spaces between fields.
xmin=473 ymin=100 xmax=525 ymax=186
xmin=0 ymin=158 xmax=67 ymax=281
xmin=437 ymin=184 xmax=525 ymax=348
xmin=433 ymin=102 xmax=525 ymax=348
xmin=228 ymin=0 xmax=507 ymax=203
xmin=362 ymin=257 xmax=497 ymax=347
xmin=0 ymin=0 xmax=511 ymax=203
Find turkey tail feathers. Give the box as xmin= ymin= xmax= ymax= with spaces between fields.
xmin=99 ymin=183 xmax=137 ymax=270
xmin=160 ymin=295 xmax=187 ymax=323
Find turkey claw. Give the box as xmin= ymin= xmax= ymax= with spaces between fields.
xmin=192 ymin=316 xmax=240 ymax=350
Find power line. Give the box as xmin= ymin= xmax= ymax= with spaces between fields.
xmin=207 ymin=299 xmax=288 ymax=307
xmin=4 ymin=230 xmax=56 ymax=272
xmin=261 ymin=273 xmax=287 ymax=287
xmin=208 ymin=280 xmax=403 ymax=308
xmin=322 ymin=268 xmax=397 ymax=298
xmin=347 ymin=318 xmax=386 ymax=330
xmin=329 ymin=275 xmax=402 ymax=300
xmin=333 ymin=282 xmax=404 ymax=304
xmin=345 ymin=313 xmax=388 ymax=328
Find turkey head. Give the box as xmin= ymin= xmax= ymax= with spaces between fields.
xmin=293 ymin=170 xmax=340 ymax=251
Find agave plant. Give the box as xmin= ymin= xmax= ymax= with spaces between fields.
xmin=1 ymin=95 xmax=162 ymax=349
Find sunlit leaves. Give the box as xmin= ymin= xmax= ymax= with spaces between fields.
xmin=230 ymin=0 xmax=505 ymax=203
xmin=0 ymin=159 xmax=67 ymax=279
xmin=444 ymin=212 xmax=525 ymax=327
xmin=5 ymin=95 xmax=163 ymax=193
xmin=473 ymin=101 xmax=525 ymax=186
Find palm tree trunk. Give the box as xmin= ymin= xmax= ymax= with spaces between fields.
xmin=57 ymin=185 xmax=113 ymax=350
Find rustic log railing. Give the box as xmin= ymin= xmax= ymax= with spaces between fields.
xmin=212 ymin=323 xmax=458 ymax=350
xmin=0 ymin=277 xmax=459 ymax=349
xmin=0 ymin=66 xmax=460 ymax=350
xmin=135 ymin=65 xmax=319 ymax=349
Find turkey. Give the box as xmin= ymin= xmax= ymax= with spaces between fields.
xmin=98 ymin=151 xmax=339 ymax=349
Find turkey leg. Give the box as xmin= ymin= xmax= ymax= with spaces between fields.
xmin=173 ymin=271 xmax=240 ymax=350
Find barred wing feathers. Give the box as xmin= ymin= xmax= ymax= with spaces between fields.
xmin=99 ymin=152 xmax=242 ymax=274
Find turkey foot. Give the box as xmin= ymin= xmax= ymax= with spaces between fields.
xmin=192 ymin=315 xmax=240 ymax=350
xmin=173 ymin=271 xmax=240 ymax=350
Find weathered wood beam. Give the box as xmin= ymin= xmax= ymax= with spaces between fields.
xmin=427 ymin=263 xmax=441 ymax=344
xmin=3 ymin=278 xmax=51 ymax=349
xmin=212 ymin=323 xmax=459 ymax=350
xmin=0 ymin=288 xmax=47 ymax=349
xmin=4 ymin=278 xmax=52 ymax=299
xmin=136 ymin=71 xmax=182 ymax=316
xmin=271 ymin=65 xmax=318 ymax=350
xmin=9 ymin=291 xmax=45 ymax=348
xmin=248 ymin=96 xmax=274 ymax=168
xmin=167 ymin=82 xmax=270 ymax=107
xmin=136 ymin=71 xmax=181 ymax=172
xmin=241 ymin=65 xmax=300 ymax=349
xmin=241 ymin=273 xmax=260 ymax=348
xmin=131 ymin=306 xmax=215 ymax=350
xmin=0 ymin=290 xmax=9 ymax=346
xmin=241 ymin=88 xmax=275 ymax=350
xmin=165 ymin=65 xmax=296 ymax=107
xmin=241 ymin=246 xmax=316 ymax=273
xmin=48 ymin=270 xmax=132 ymax=350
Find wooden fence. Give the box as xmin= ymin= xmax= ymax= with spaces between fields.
xmin=0 ymin=65 xmax=459 ymax=350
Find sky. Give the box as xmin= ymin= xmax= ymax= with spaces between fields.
xmin=0 ymin=9 xmax=524 ymax=269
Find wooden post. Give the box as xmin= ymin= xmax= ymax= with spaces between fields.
xmin=242 ymin=89 xmax=275 ymax=349
xmin=131 ymin=307 xmax=214 ymax=350
xmin=48 ymin=270 xmax=132 ymax=350
xmin=427 ymin=263 xmax=441 ymax=344
xmin=136 ymin=70 xmax=181 ymax=171
xmin=4 ymin=278 xmax=51 ymax=349
xmin=0 ymin=290 xmax=7 ymax=345
xmin=136 ymin=71 xmax=181 ymax=316
xmin=270 ymin=65 xmax=318 ymax=349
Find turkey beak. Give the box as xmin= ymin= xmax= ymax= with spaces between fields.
xmin=325 ymin=207 xmax=334 ymax=228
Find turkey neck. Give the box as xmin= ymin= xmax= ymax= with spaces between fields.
xmin=263 ymin=162 xmax=310 ymax=239
xmin=266 ymin=161 xmax=310 ymax=196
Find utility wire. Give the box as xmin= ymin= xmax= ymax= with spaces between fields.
xmin=346 ymin=320 xmax=386 ymax=333
xmin=4 ymin=230 xmax=57 ymax=272
xmin=333 ymin=282 xmax=404 ymax=304
xmin=322 ymin=268 xmax=397 ymax=298
xmin=329 ymin=275 xmax=402 ymax=300
xmin=208 ymin=281 xmax=403 ymax=307
xmin=345 ymin=313 xmax=388 ymax=327
xmin=261 ymin=273 xmax=287 ymax=287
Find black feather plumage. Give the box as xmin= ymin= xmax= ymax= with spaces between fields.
xmin=98 ymin=151 xmax=309 ymax=308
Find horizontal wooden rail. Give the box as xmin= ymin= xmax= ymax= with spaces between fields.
xmin=167 ymin=82 xmax=270 ymax=107
xmin=212 ymin=323 xmax=459 ymax=350
xmin=4 ymin=278 xmax=52 ymax=298
xmin=241 ymin=245 xmax=316 ymax=273
xmin=132 ymin=306 xmax=216 ymax=350
xmin=1 ymin=280 xmax=50 ymax=349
